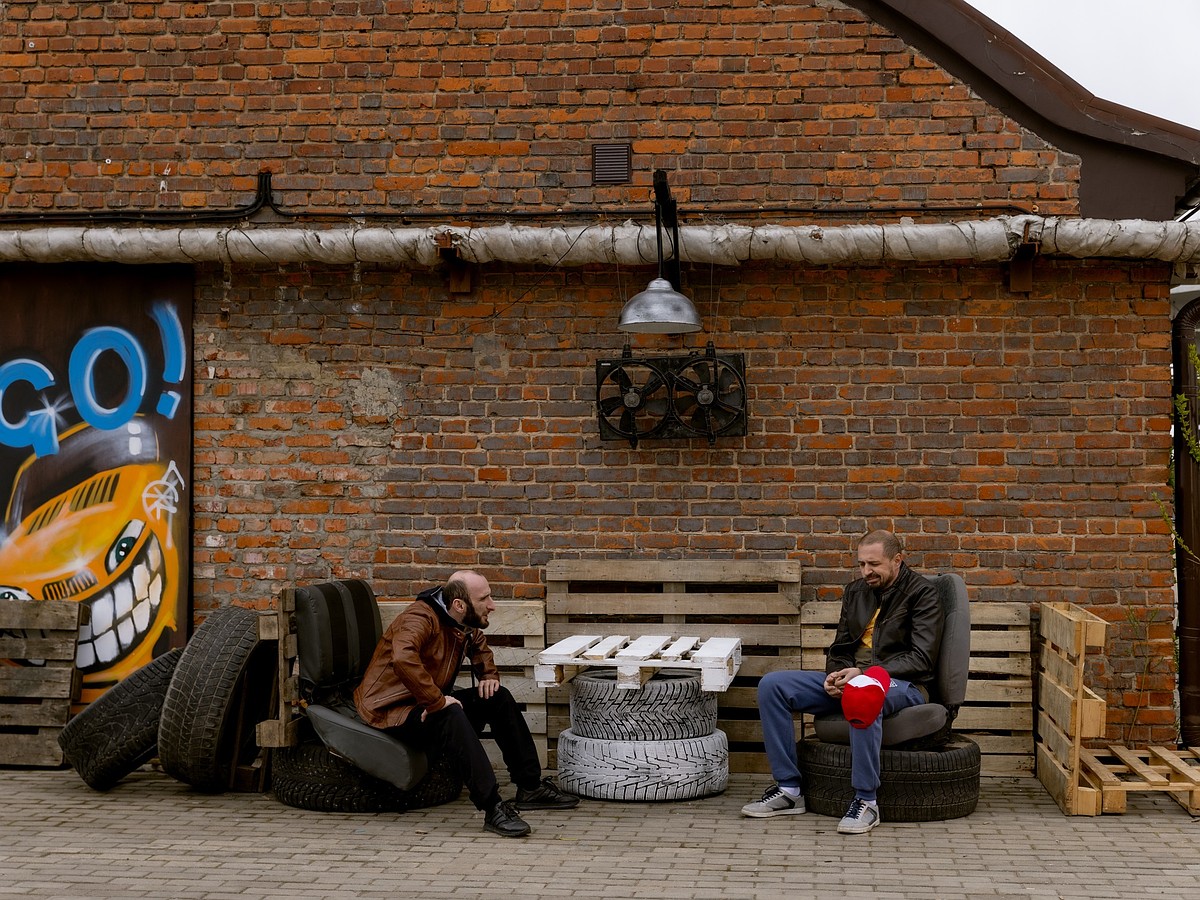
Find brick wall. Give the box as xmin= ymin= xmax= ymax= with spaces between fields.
xmin=193 ymin=257 xmax=1177 ymax=744
xmin=0 ymin=0 xmax=1079 ymax=214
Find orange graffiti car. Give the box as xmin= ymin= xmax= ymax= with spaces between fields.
xmin=0 ymin=419 xmax=183 ymax=702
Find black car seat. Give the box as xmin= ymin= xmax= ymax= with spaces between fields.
xmin=812 ymin=572 xmax=970 ymax=747
xmin=292 ymin=579 xmax=429 ymax=789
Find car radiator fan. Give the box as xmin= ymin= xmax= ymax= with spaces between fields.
xmin=596 ymin=343 xmax=747 ymax=447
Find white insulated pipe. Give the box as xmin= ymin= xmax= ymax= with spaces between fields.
xmin=2 ymin=215 xmax=1200 ymax=267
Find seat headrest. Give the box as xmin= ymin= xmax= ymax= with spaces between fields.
xmin=293 ymin=579 xmax=381 ymax=696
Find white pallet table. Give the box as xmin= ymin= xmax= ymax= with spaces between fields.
xmin=536 ymin=633 xmax=742 ymax=691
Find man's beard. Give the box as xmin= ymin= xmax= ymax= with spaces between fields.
xmin=463 ymin=605 xmax=489 ymax=629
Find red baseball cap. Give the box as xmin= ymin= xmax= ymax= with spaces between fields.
xmin=841 ymin=665 xmax=891 ymax=728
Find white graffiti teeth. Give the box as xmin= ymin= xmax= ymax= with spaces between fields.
xmin=76 ymin=535 xmax=164 ymax=671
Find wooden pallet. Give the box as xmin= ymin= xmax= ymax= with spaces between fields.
xmin=1078 ymin=745 xmax=1200 ymax=815
xmin=1035 ymin=601 xmax=1108 ymax=815
xmin=257 ymin=593 xmax=548 ymax=767
xmin=536 ymin=633 xmax=742 ymax=691
xmin=545 ymin=558 xmax=802 ymax=775
xmin=0 ymin=599 xmax=85 ymax=767
xmin=802 ymin=599 xmax=1034 ymax=776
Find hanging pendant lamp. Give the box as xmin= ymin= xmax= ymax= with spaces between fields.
xmin=618 ymin=170 xmax=703 ymax=334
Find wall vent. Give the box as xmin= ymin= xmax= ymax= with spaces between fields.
xmin=592 ymin=144 xmax=632 ymax=184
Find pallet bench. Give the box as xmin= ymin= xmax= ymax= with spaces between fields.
xmin=545 ymin=558 xmax=1035 ymax=777
xmin=536 ymin=633 xmax=742 ymax=691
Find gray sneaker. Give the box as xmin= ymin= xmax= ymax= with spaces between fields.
xmin=837 ymin=798 xmax=880 ymax=834
xmin=740 ymin=784 xmax=806 ymax=818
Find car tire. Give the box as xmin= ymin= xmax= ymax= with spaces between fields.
xmin=556 ymin=728 xmax=729 ymax=802
xmin=797 ymin=734 xmax=981 ymax=822
xmin=272 ymin=735 xmax=463 ymax=814
xmin=158 ymin=606 xmax=277 ymax=792
xmin=57 ymin=648 xmax=183 ymax=790
xmin=569 ymin=669 xmax=716 ymax=741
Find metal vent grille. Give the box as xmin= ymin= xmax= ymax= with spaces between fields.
xmin=592 ymin=144 xmax=632 ymax=184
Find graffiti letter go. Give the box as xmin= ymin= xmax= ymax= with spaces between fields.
xmin=0 ymin=301 xmax=186 ymax=458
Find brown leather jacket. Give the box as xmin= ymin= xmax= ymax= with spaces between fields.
xmin=353 ymin=586 xmax=499 ymax=729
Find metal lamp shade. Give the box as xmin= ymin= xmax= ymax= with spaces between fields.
xmin=617 ymin=277 xmax=703 ymax=334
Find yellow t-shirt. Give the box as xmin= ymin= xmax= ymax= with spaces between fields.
xmin=854 ymin=608 xmax=880 ymax=667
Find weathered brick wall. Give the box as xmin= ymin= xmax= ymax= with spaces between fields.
xmin=0 ymin=0 xmax=1079 ymax=214
xmin=193 ymin=257 xmax=1176 ymax=744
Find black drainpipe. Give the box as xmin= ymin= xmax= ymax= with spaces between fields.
xmin=1172 ymin=300 xmax=1200 ymax=746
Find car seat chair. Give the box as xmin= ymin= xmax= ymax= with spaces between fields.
xmin=292 ymin=579 xmax=429 ymax=790
xmin=811 ymin=572 xmax=970 ymax=748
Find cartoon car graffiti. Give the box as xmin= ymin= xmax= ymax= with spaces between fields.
xmin=0 ymin=418 xmax=184 ymax=703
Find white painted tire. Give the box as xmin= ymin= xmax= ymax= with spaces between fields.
xmin=569 ymin=669 xmax=716 ymax=741
xmin=556 ymin=728 xmax=729 ymax=802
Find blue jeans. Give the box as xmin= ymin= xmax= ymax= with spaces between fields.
xmin=757 ymin=669 xmax=927 ymax=802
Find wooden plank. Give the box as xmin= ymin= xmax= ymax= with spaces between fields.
xmin=1107 ymin=744 xmax=1169 ymax=785
xmin=0 ymin=636 xmax=79 ymax=662
xmin=0 ymin=731 xmax=64 ymax=767
xmin=1149 ymin=746 xmax=1200 ymax=785
xmin=540 ymin=634 xmax=602 ymax=660
xmin=1035 ymin=711 xmax=1074 ymax=769
xmin=380 ymin=600 xmax=545 ymax=635
xmin=615 ymin=635 xmax=673 ymax=660
xmin=660 ymin=636 xmax=700 ymax=661
xmin=546 ymin=558 xmax=801 ymax=584
xmin=800 ymin=601 xmax=1028 ymax=628
xmin=547 ymin=592 xmax=802 ymax=617
xmin=583 ymin=635 xmax=630 ymax=660
xmin=0 ymin=600 xmax=84 ymax=631
xmin=1078 ymin=748 xmax=1129 ymax=814
xmin=1037 ymin=742 xmax=1101 ymax=816
xmin=1039 ymin=602 xmax=1105 ymax=655
xmin=0 ymin=698 xmax=72 ymax=728
xmin=547 ymin=623 xmax=803 ymax=645
xmin=964 ymin=680 xmax=1033 ymax=703
xmin=1039 ymin=677 xmax=1104 ymax=738
xmin=0 ymin=667 xmax=78 ymax=698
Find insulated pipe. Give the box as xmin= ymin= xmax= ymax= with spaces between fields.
xmin=4 ymin=215 xmax=1200 ymax=266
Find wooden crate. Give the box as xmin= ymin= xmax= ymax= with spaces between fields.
xmin=0 ymin=599 xmax=85 ymax=767
xmin=257 ymin=593 xmax=548 ymax=768
xmin=545 ymin=558 xmax=803 ymax=775
xmin=801 ymin=599 xmax=1034 ymax=776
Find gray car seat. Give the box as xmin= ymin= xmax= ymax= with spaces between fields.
xmin=812 ymin=572 xmax=970 ymax=747
xmin=292 ymin=579 xmax=429 ymax=790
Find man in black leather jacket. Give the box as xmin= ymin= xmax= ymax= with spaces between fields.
xmin=741 ymin=530 xmax=942 ymax=834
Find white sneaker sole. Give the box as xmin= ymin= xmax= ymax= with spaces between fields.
xmin=837 ymin=817 xmax=880 ymax=834
xmin=740 ymin=805 xmax=807 ymax=818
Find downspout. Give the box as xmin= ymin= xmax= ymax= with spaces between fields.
xmin=1173 ymin=301 xmax=1200 ymax=746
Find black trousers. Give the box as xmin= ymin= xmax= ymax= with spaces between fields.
xmin=393 ymin=685 xmax=542 ymax=810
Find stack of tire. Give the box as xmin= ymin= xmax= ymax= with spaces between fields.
xmin=556 ymin=668 xmax=728 ymax=801
xmin=57 ymin=606 xmax=461 ymax=813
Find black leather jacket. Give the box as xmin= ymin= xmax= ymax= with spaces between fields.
xmin=825 ymin=562 xmax=942 ymax=688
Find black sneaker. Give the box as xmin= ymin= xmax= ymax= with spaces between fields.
xmin=484 ymin=800 xmax=531 ymax=837
xmin=513 ymin=777 xmax=580 ymax=810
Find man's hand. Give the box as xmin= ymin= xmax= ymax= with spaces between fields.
xmin=824 ymin=667 xmax=862 ymax=698
xmin=420 ymin=694 xmax=462 ymax=722
xmin=477 ymin=678 xmax=500 ymax=700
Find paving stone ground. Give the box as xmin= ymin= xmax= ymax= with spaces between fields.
xmin=0 ymin=769 xmax=1197 ymax=900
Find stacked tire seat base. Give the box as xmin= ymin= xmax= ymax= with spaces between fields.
xmin=558 ymin=669 xmax=728 ymax=802
xmin=797 ymin=735 xmax=981 ymax=822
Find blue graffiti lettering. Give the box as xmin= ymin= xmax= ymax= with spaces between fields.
xmin=150 ymin=301 xmax=185 ymax=419
xmin=68 ymin=327 xmax=149 ymax=430
xmin=0 ymin=359 xmax=60 ymax=457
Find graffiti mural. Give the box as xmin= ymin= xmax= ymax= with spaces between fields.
xmin=0 ymin=265 xmax=192 ymax=704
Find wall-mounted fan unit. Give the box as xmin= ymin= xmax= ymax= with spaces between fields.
xmin=596 ymin=343 xmax=747 ymax=447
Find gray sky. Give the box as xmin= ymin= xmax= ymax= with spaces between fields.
xmin=964 ymin=0 xmax=1200 ymax=130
